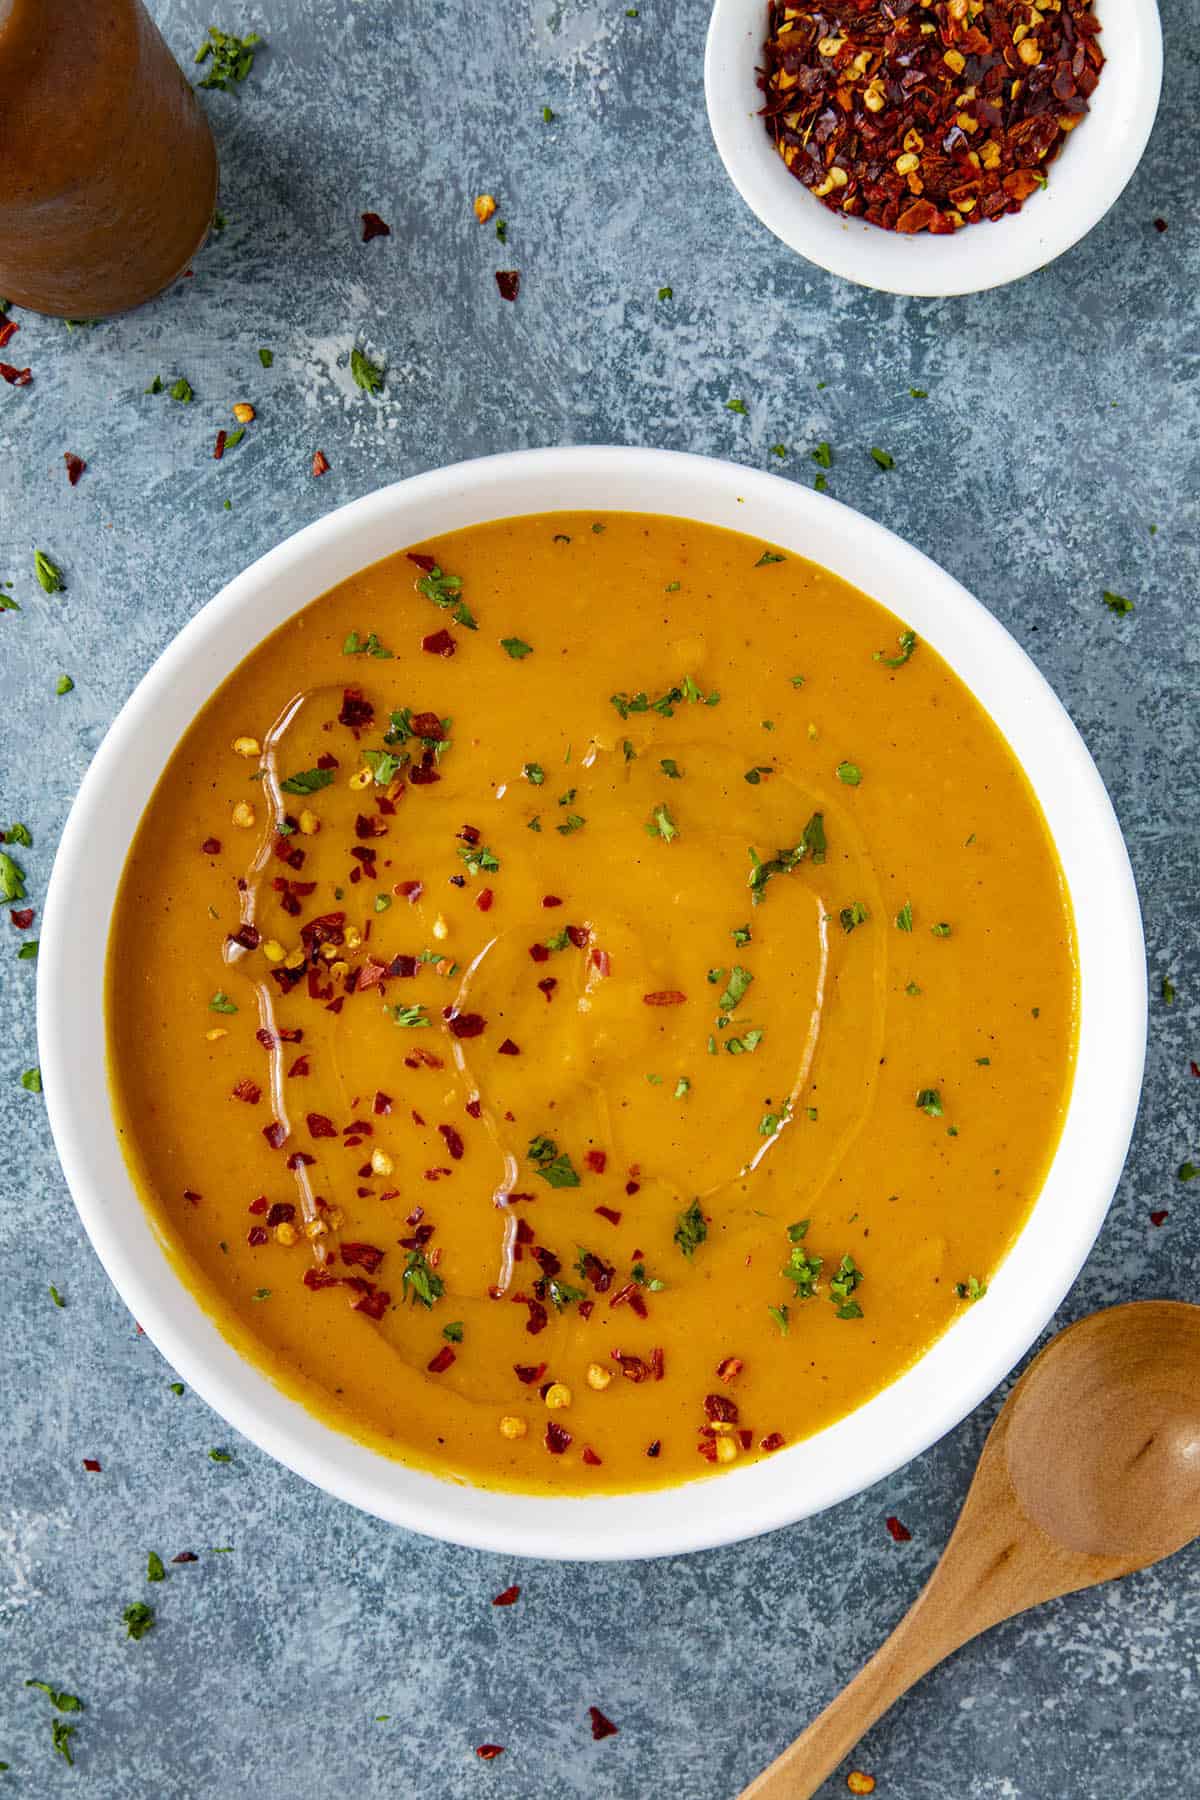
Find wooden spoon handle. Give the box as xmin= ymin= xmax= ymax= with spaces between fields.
xmin=738 ymin=1583 xmax=961 ymax=1799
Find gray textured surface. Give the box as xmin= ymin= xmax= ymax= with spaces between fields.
xmin=1 ymin=2 xmax=1197 ymax=1794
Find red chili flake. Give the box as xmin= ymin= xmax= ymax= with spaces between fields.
xmin=591 ymin=948 xmax=612 ymax=977
xmin=306 ymin=1112 xmax=337 ymax=1139
xmin=516 ymin=1294 xmax=549 ymax=1336
xmin=448 ymin=1012 xmax=486 ymax=1039
xmin=10 ymin=907 xmax=34 ymax=929
xmin=476 ymin=886 xmax=494 ymax=913
xmin=650 ymin=1347 xmax=665 ymax=1381
xmin=227 ymin=923 xmax=261 ymax=952
xmin=438 ymin=1123 xmax=465 ymax=1160
xmin=582 ymin=1446 xmax=602 ymax=1466
xmin=1191 ymin=1062 xmax=1200 ymax=1078
xmin=496 ymin=270 xmax=520 ymax=301
xmin=624 ymin=1181 xmax=640 ymax=1197
xmin=1149 ymin=1209 xmax=1169 ymax=1227
xmin=407 ymin=552 xmax=437 ymax=572
xmin=716 ymin=1356 xmax=743 ymax=1383
xmin=422 ymin=627 xmax=456 ymax=657
xmin=542 ymin=894 xmax=563 ymax=908
xmin=247 ymin=1225 xmax=269 ymax=1246
xmin=64 ymin=452 xmax=86 ymax=486
xmin=0 ymin=363 xmax=31 ymax=386
xmin=466 ymin=1098 xmax=483 ymax=1120
xmin=352 ymin=1286 xmax=391 ymax=1320
xmin=646 ymin=1440 xmax=661 ymax=1458
xmin=544 ymin=1420 xmax=571 ymax=1455
xmin=588 ymin=1707 xmax=618 ymax=1741
xmin=492 ymin=1585 xmax=521 ymax=1607
xmin=738 ymin=1428 xmax=753 ymax=1450
xmin=201 ymin=836 xmax=222 ymax=855
xmin=643 ymin=990 xmax=686 ymax=1006
xmin=286 ymin=1151 xmax=315 ymax=1169
xmin=0 ymin=318 xmax=17 ymax=349
xmin=373 ymin=1090 xmax=392 ymax=1115
xmin=248 ymin=1195 xmax=269 ymax=1215
xmin=759 ymin=1432 xmax=786 ymax=1453
xmin=475 ymin=1745 xmax=505 ymax=1762
xmin=312 ymin=448 xmax=330 ymax=477
xmin=498 ymin=1038 xmax=521 ymax=1056
xmin=361 ymin=210 xmax=392 ymax=241
xmin=566 ymin=924 xmax=589 ymax=949
xmin=213 ymin=428 xmax=227 ymax=461
xmin=262 ymin=1121 xmax=288 ymax=1149
xmin=612 ymin=1351 xmax=650 ymax=1383
xmin=514 ymin=1362 xmax=547 ymax=1384
xmin=1153 ymin=217 xmax=1168 ymax=233
xmin=182 ymin=1189 xmax=202 ymax=1205
xmin=339 ymin=688 xmax=375 ymax=731
xmin=885 ymin=1515 xmax=913 ymax=1543
xmin=340 ymin=1242 xmax=384 ymax=1274
xmin=529 ymin=942 xmax=551 ymax=963
xmin=427 ymin=1344 xmax=456 ymax=1374
xmin=288 ymin=1054 xmax=311 ymax=1078
xmin=231 ymin=1078 xmax=261 ymax=1104
xmin=704 ymin=1393 xmax=738 ymax=1424
xmin=760 ymin=0 xmax=1104 ymax=235
xmin=266 ymin=1202 xmax=295 ymax=1228
xmin=171 ymin=1551 xmax=200 ymax=1563
xmin=585 ymin=1149 xmax=607 ymax=1174
xmin=82 ymin=1458 xmax=102 ymax=1472
xmin=594 ymin=1205 xmax=622 ymax=1227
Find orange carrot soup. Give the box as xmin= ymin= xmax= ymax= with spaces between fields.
xmin=106 ymin=513 xmax=1077 ymax=1493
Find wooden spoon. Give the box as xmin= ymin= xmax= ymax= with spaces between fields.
xmin=740 ymin=1301 xmax=1200 ymax=1799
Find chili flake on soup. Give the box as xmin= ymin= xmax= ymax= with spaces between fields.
xmin=106 ymin=513 xmax=1076 ymax=1494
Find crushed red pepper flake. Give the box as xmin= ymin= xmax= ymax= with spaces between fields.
xmin=760 ymin=0 xmax=1104 ymax=235
xmin=82 ymin=1458 xmax=102 ymax=1472
xmin=492 ymin=1585 xmax=521 ymax=1606
xmin=495 ymin=270 xmax=520 ymax=301
xmin=201 ymin=836 xmax=222 ymax=855
xmin=214 ymin=428 xmax=227 ymax=460
xmin=10 ymin=907 xmax=34 ymax=929
xmin=475 ymin=1745 xmax=505 ymax=1761
xmin=361 ymin=210 xmax=392 ymax=241
xmin=63 ymin=452 xmax=86 ymax=485
xmin=544 ymin=1420 xmax=571 ymax=1454
xmin=759 ymin=1431 xmax=786 ymax=1453
xmin=643 ymin=989 xmax=686 ymax=1006
xmin=422 ymin=626 xmax=457 ymax=657
xmin=498 ymin=1037 xmax=521 ymax=1055
xmin=0 ymin=362 xmax=31 ymax=386
xmin=172 ymin=1551 xmax=199 ymax=1563
xmin=0 ymin=317 xmax=18 ymax=349
xmin=847 ymin=1774 xmax=877 ymax=1796
xmin=427 ymin=1344 xmax=456 ymax=1374
xmin=588 ymin=1706 xmax=619 ymax=1741
xmin=311 ymin=448 xmax=330 ymax=477
xmin=1149 ymin=1209 xmax=1169 ymax=1227
xmin=885 ymin=1514 xmax=912 ymax=1542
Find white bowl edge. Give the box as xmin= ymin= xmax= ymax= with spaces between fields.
xmin=38 ymin=446 xmax=1146 ymax=1560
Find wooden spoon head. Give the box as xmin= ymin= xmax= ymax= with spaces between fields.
xmin=1004 ymin=1301 xmax=1200 ymax=1566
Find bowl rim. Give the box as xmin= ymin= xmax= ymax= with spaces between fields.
xmin=38 ymin=445 xmax=1146 ymax=1560
xmin=704 ymin=0 xmax=1164 ymax=298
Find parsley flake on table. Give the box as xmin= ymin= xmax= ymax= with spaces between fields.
xmin=1179 ymin=1161 xmax=1199 ymax=1182
xmin=0 ymin=847 xmax=26 ymax=901
xmin=52 ymin=1720 xmax=77 ymax=1765
xmin=34 ymin=549 xmax=64 ymax=594
xmin=830 ymin=1255 xmax=863 ymax=1319
xmin=20 ymin=1067 xmax=42 ymax=1092
xmin=811 ymin=442 xmax=832 ymax=469
xmin=49 ymin=1284 xmax=65 ymax=1307
xmin=870 ymin=447 xmax=894 ymax=471
xmin=5 ymin=822 xmax=32 ymax=845
xmin=194 ymin=26 xmax=262 ymax=89
xmin=123 ymin=1601 xmax=155 ymax=1640
xmin=771 ymin=444 xmax=787 ymax=459
xmin=1161 ymin=975 xmax=1175 ymax=1005
xmin=528 ymin=1134 xmax=580 ymax=1188
xmin=25 ymin=1681 xmax=84 ymax=1713
xmin=147 ymin=1552 xmax=166 ymax=1583
xmin=350 ymin=346 xmax=385 ymax=394
xmin=726 ymin=397 xmax=747 ymax=415
xmin=207 ymin=1447 xmax=232 ymax=1463
xmin=258 ymin=347 xmax=274 ymax=367
xmin=168 ymin=376 xmax=193 ymax=404
xmin=55 ymin=674 xmax=74 ymax=695
xmin=658 ymin=285 xmax=673 ymax=300
xmin=1103 ymin=591 xmax=1134 ymax=616
xmin=674 ymin=1198 xmax=707 ymax=1259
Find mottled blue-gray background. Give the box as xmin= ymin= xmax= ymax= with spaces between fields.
xmin=2 ymin=1 xmax=1197 ymax=1794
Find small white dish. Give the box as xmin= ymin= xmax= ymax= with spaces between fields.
xmin=38 ymin=447 xmax=1145 ymax=1560
xmin=705 ymin=0 xmax=1163 ymax=296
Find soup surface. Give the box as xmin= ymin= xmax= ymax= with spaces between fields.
xmin=107 ymin=512 xmax=1077 ymax=1494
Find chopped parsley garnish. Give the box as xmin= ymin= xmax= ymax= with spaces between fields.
xmin=55 ymin=673 xmax=74 ymax=696
xmin=811 ymin=442 xmax=832 ymax=469
xmin=49 ymin=1284 xmax=65 ymax=1307
xmin=547 ymin=1279 xmax=587 ymax=1311
xmin=169 ymin=376 xmax=193 ymax=404
xmin=390 ymin=1004 xmax=430 ymax=1028
xmin=744 ymin=766 xmax=773 ymax=784
xmin=660 ymin=758 xmax=682 ymax=779
xmin=759 ymin=1100 xmax=791 ymax=1137
xmin=413 ymin=564 xmax=476 ymax=629
xmin=727 ymin=398 xmax=748 ymax=415
xmin=258 ymin=347 xmax=274 ymax=367
xmin=543 ymin=929 xmax=571 ymax=951
xmin=501 ymin=637 xmax=533 ymax=659
xmin=610 ymin=675 xmax=718 ymax=719
xmin=771 ymin=444 xmax=787 ymax=459
xmin=829 ymin=1255 xmax=863 ymax=1318
xmin=956 ymin=1276 xmax=988 ymax=1302
xmin=674 ymin=1198 xmax=707 ymax=1259
xmin=870 ymin=447 xmax=894 ymax=471
xmin=1102 ymin=591 xmax=1134 ymax=616
xmin=975 ymin=1056 xmax=991 ymax=1066
xmin=781 ymin=1222 xmax=822 ymax=1298
xmin=523 ymin=762 xmax=545 ymax=785
xmin=674 ymin=1077 xmax=690 ymax=1099
xmin=916 ymin=1087 xmax=944 ymax=1117
xmin=1161 ymin=974 xmax=1175 ymax=1004
xmin=279 ymin=766 xmax=333 ymax=795
xmin=896 ymin=901 xmax=913 ymax=932
xmin=385 ymin=707 xmax=453 ymax=753
xmin=208 ymin=991 xmax=238 ymax=1014
xmin=836 ymin=760 xmax=862 ymax=786
xmin=731 ymin=923 xmax=752 ymax=947
xmin=343 ymin=630 xmax=394 ymax=658
xmin=875 ymin=629 xmax=917 ymax=668
xmin=123 ymin=1601 xmax=155 ymax=1640
xmin=724 ymin=1029 xmax=764 ymax=1055
xmin=0 ymin=848 xmax=26 ymax=902
xmin=147 ymin=1551 xmax=166 ymax=1583
xmin=658 ymin=285 xmax=673 ymax=300
xmin=839 ymin=902 xmax=868 ymax=933
xmin=931 ymin=921 xmax=952 ymax=938
xmin=442 ymin=1321 xmax=464 ymax=1343
xmin=350 ymin=346 xmax=385 ymax=394
xmin=5 ymin=822 xmax=32 ymax=846
xmin=528 ymin=1135 xmax=581 ymax=1188
xmin=25 ymin=1681 xmax=83 ymax=1713
xmin=646 ymin=802 xmax=678 ymax=843
xmin=755 ymin=549 xmax=786 ymax=567
xmin=457 ymin=842 xmax=500 ymax=875
xmin=556 ymin=813 xmax=586 ymax=836
xmin=1178 ymin=1161 xmax=1199 ymax=1182
xmin=718 ymin=965 xmax=753 ymax=1013
xmin=34 ymin=549 xmax=64 ymax=594
xmin=17 ymin=939 xmax=38 ymax=960
xmin=194 ymin=26 xmax=261 ymax=88
xmin=748 ymin=812 xmax=825 ymax=903
xmin=20 ymin=1067 xmax=42 ymax=1092
xmin=402 ymin=1248 xmax=444 ymax=1308
xmin=207 ymin=1448 xmax=232 ymax=1462
xmin=768 ymin=1303 xmax=790 ymax=1336
xmin=905 ymin=981 xmax=921 ymax=997
xmin=52 ymin=1720 xmax=77 ymax=1764
xmin=362 ymin=748 xmax=405 ymax=785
